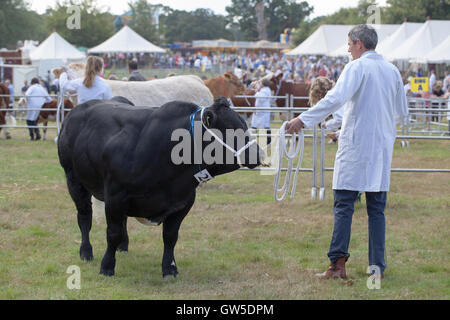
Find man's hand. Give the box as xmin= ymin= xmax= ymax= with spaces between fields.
xmin=285 ymin=117 xmax=305 ymax=134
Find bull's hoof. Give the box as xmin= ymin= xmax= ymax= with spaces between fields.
xmin=117 ymin=242 xmax=129 ymax=253
xmin=6 ymin=135 xmax=11 ymax=140
xmin=100 ymin=268 xmax=115 ymax=277
xmin=80 ymin=244 xmax=93 ymax=261
xmin=163 ymin=272 xmax=178 ymax=279
xmin=162 ymin=266 xmax=178 ymax=279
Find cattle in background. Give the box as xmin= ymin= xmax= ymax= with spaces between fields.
xmin=0 ymin=83 xmax=11 ymax=139
xmin=17 ymin=98 xmax=28 ymax=121
xmin=276 ymin=80 xmax=310 ymax=120
xmin=231 ymin=72 xmax=284 ymax=118
xmin=204 ymin=71 xmax=245 ymax=100
xmin=38 ymin=98 xmax=74 ymax=140
xmin=58 ymin=97 xmax=265 ymax=278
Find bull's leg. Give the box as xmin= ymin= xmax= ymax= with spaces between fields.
xmin=117 ymin=216 xmax=129 ymax=252
xmin=161 ymin=196 xmax=195 ymax=278
xmin=65 ymin=170 xmax=93 ymax=261
xmin=100 ymin=192 xmax=127 ymax=276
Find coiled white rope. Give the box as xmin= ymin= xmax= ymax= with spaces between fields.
xmin=273 ymin=121 xmax=305 ymax=202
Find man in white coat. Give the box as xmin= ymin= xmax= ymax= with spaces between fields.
xmin=286 ymin=25 xmax=408 ymax=280
xmin=25 ymin=77 xmax=52 ymax=141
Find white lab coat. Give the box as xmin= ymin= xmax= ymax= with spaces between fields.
xmin=59 ymin=72 xmax=113 ymax=104
xmin=251 ymin=86 xmax=272 ymax=129
xmin=25 ymin=84 xmax=52 ymax=121
xmin=324 ymin=104 xmax=345 ymax=131
xmin=298 ymin=52 xmax=408 ymax=192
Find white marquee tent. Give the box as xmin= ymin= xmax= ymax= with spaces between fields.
xmin=89 ymin=25 xmax=166 ymax=54
xmin=286 ymin=25 xmax=354 ymax=56
xmin=385 ymin=20 xmax=450 ymax=61
xmin=329 ymin=24 xmax=401 ymax=57
xmin=29 ymin=31 xmax=85 ymax=61
xmin=376 ymin=22 xmax=423 ymax=57
xmin=415 ymin=34 xmax=450 ymax=64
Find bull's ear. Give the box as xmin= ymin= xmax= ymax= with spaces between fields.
xmin=202 ymin=109 xmax=215 ymax=128
xmin=224 ymin=72 xmax=231 ymax=80
xmin=214 ymin=96 xmax=230 ymax=108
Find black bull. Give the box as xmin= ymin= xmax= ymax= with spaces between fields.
xmin=57 ymin=97 xmax=264 ymax=277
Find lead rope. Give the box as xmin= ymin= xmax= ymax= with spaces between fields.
xmin=273 ymin=121 xmax=305 ymax=202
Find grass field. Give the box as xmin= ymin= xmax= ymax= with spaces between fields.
xmin=0 ymin=123 xmax=449 ymax=300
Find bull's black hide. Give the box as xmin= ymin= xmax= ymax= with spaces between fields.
xmin=58 ymin=97 xmax=262 ymax=277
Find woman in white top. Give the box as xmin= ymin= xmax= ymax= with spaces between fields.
xmin=59 ymin=56 xmax=113 ymax=104
xmin=251 ymin=78 xmax=273 ymax=145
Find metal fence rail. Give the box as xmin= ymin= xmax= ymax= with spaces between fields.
xmin=1 ymin=93 xmax=448 ymax=202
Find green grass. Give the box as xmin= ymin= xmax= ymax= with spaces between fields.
xmin=0 ymin=125 xmax=449 ymax=300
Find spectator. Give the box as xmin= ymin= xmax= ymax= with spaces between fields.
xmin=431 ymin=81 xmax=445 ymax=122
xmin=21 ymin=80 xmax=29 ymax=95
xmin=429 ymin=69 xmax=436 ymax=93
xmin=251 ymin=78 xmax=272 ymax=146
xmin=25 ymin=77 xmax=52 ymax=141
xmin=432 ymin=81 xmax=445 ymax=97
xmin=128 ymin=60 xmax=146 ymax=81
xmin=443 ymin=69 xmax=450 ymax=92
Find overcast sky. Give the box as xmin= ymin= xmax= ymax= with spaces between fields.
xmin=30 ymin=0 xmax=388 ymax=19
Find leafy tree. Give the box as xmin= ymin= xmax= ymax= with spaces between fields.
xmin=44 ymin=0 xmax=115 ymax=48
xmin=292 ymin=0 xmax=380 ymax=46
xmin=225 ymin=0 xmax=313 ymax=41
xmin=160 ymin=9 xmax=232 ymax=43
xmin=0 ymin=0 xmax=48 ymax=48
xmin=128 ymin=0 xmax=159 ymax=44
xmin=383 ymin=0 xmax=450 ymax=23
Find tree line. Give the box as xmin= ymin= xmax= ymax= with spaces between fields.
xmin=0 ymin=0 xmax=449 ymax=49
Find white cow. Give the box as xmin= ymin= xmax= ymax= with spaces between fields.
xmin=105 ymin=75 xmax=213 ymax=107
xmin=54 ymin=63 xmax=214 ymax=108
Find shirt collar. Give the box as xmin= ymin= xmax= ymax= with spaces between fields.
xmin=361 ymin=50 xmax=377 ymax=58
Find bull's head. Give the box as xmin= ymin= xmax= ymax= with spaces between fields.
xmin=200 ymin=97 xmax=265 ymax=173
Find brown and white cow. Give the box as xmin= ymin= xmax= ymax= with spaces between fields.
xmin=204 ymin=71 xmax=245 ymax=100
xmin=38 ymin=98 xmax=74 ymax=140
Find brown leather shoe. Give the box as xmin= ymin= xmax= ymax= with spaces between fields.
xmin=315 ymin=257 xmax=347 ymax=279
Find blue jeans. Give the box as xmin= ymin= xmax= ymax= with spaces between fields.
xmin=328 ymin=190 xmax=387 ymax=274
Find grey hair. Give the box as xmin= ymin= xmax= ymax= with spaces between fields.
xmin=348 ymin=24 xmax=378 ymax=50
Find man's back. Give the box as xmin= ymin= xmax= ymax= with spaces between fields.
xmin=298 ymin=52 xmax=408 ymax=191
xmin=129 ymin=71 xmax=147 ymax=82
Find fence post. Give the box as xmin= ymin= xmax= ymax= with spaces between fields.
xmin=311 ymin=125 xmax=317 ymax=200
xmin=56 ymin=91 xmax=64 ymax=137
xmin=319 ymin=126 xmax=325 ymax=201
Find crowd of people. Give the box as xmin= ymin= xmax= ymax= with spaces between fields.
xmin=3 ymin=48 xmax=449 ymax=142
xmin=99 ymin=51 xmax=350 ymax=84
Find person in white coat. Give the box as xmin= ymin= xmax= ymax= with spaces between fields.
xmin=25 ymin=77 xmax=52 ymax=141
xmin=59 ymin=56 xmax=113 ymax=105
xmin=286 ymin=24 xmax=408 ymax=280
xmin=251 ymin=78 xmax=272 ymax=146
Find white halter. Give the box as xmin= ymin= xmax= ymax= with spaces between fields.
xmin=199 ymin=107 xmax=257 ymax=161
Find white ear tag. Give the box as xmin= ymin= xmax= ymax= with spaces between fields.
xmin=194 ymin=169 xmax=214 ymax=183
